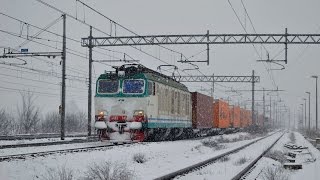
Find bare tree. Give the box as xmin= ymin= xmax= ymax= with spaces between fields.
xmin=65 ymin=111 xmax=86 ymax=133
xmin=17 ymin=91 xmax=40 ymax=134
xmin=0 ymin=108 xmax=15 ymax=135
xmin=41 ymin=111 xmax=60 ymax=133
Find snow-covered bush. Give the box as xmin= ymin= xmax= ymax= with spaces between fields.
xmin=262 ymin=166 xmax=288 ymax=180
xmin=133 ymin=153 xmax=147 ymax=163
xmin=265 ymin=150 xmax=287 ymax=164
xmin=217 ymin=134 xmax=254 ymax=144
xmin=201 ymin=139 xmax=225 ymax=150
xmin=41 ymin=165 xmax=74 ymax=180
xmin=234 ymin=156 xmax=248 ymax=165
xmin=84 ymin=161 xmax=134 ymax=180
xmin=218 ymin=156 xmax=230 ymax=162
xmin=216 ymin=136 xmax=230 ymax=143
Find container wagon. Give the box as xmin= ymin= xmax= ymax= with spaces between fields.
xmin=213 ymin=99 xmax=231 ymax=128
xmin=191 ymin=92 xmax=214 ymax=129
xmin=230 ymin=106 xmax=241 ymax=128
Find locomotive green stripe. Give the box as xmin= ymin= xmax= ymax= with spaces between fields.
xmin=147 ymin=122 xmax=191 ymax=128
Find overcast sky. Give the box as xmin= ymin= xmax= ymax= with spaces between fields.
xmin=1 ymin=0 xmax=319 ymax=127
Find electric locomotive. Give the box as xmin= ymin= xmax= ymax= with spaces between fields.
xmin=94 ymin=64 xmax=192 ymax=142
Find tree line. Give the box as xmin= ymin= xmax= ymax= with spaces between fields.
xmin=0 ymin=91 xmax=87 ymax=135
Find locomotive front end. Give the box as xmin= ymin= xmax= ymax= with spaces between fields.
xmin=94 ymin=66 xmax=149 ymax=142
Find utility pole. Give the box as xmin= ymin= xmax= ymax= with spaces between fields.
xmin=88 ymin=26 xmax=93 ymax=136
xmin=252 ymin=70 xmax=255 ymax=125
xmin=61 ymin=14 xmax=66 ymax=140
xmin=306 ymin=91 xmax=311 ymax=130
xmin=206 ymin=30 xmax=210 ymax=65
xmin=275 ymin=102 xmax=277 ymax=127
xmin=263 ymin=88 xmax=265 ymax=127
xmin=311 ymin=75 xmax=318 ymax=130
xmin=303 ymin=98 xmax=307 ymax=129
xmin=269 ymin=96 xmax=272 ymax=127
xmin=212 ymin=73 xmax=214 ymax=99
xmin=0 ymin=15 xmax=65 ymax=139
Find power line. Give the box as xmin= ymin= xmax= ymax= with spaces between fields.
xmin=0 ymin=11 xmax=126 ymax=58
xmin=76 ymin=0 xmax=188 ymax=60
xmin=0 ymin=85 xmax=88 ymax=100
xmin=0 ymin=12 xmax=124 ymax=67
xmin=227 ymin=0 xmax=277 ymax=89
xmin=0 ymin=85 xmax=60 ymax=96
xmin=240 ymin=0 xmax=278 ymax=89
xmin=16 ymin=15 xmax=63 ymax=49
xmin=0 ymin=44 xmax=88 ymax=75
xmin=0 ymin=61 xmax=87 ymax=82
xmin=0 ymin=71 xmax=91 ymax=90
xmin=34 ymin=0 xmax=193 ymax=73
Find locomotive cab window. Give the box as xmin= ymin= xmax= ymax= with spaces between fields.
xmin=123 ymin=79 xmax=145 ymax=94
xmin=97 ymin=80 xmax=119 ymax=94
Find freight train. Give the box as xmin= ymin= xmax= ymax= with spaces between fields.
xmin=94 ymin=64 xmax=257 ymax=142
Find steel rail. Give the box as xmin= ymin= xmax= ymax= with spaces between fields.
xmin=231 ymin=133 xmax=285 ymax=180
xmin=0 ymin=138 xmax=98 ymax=149
xmin=154 ymin=131 xmax=281 ymax=180
xmin=0 ymin=142 xmax=135 ymax=162
xmin=0 ymin=133 xmax=88 ymax=140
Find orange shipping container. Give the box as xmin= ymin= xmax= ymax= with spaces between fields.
xmin=232 ymin=106 xmax=241 ymax=128
xmin=213 ymin=99 xmax=230 ymax=128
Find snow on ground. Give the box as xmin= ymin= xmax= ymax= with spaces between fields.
xmin=0 ymin=132 xmax=262 ymax=180
xmin=0 ymin=137 xmax=88 ymax=146
xmin=290 ymin=132 xmax=320 ymax=180
xmin=175 ymin=132 xmax=282 ymax=180
xmin=245 ymin=131 xmax=320 ymax=180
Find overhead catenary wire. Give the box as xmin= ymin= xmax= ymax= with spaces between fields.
xmin=16 ymin=15 xmax=63 ymax=49
xmin=34 ymin=0 xmax=196 ymax=75
xmin=75 ymin=0 xmax=189 ymax=61
xmin=0 ymin=85 xmax=88 ymax=100
xmin=240 ymin=0 xmax=279 ymax=89
xmin=227 ymin=0 xmax=278 ymax=89
xmin=28 ymin=0 xmax=248 ymax=101
xmin=0 ymin=44 xmax=88 ymax=75
xmin=0 ymin=12 xmax=126 ymax=65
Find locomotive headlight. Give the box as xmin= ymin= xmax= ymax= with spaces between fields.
xmin=134 ymin=110 xmax=144 ymax=116
xmin=98 ymin=110 xmax=107 ymax=116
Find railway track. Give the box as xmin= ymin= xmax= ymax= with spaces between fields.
xmin=0 ymin=138 xmax=99 ymax=149
xmin=154 ymin=131 xmax=283 ymax=180
xmin=0 ymin=142 xmax=136 ymax=162
xmin=231 ymin=133 xmax=284 ymax=180
xmin=0 ymin=133 xmax=88 ymax=140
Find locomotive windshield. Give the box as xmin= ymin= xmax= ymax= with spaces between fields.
xmin=123 ymin=79 xmax=145 ymax=94
xmin=98 ymin=80 xmax=119 ymax=94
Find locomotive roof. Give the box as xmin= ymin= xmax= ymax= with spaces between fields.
xmin=98 ymin=64 xmax=189 ymax=92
